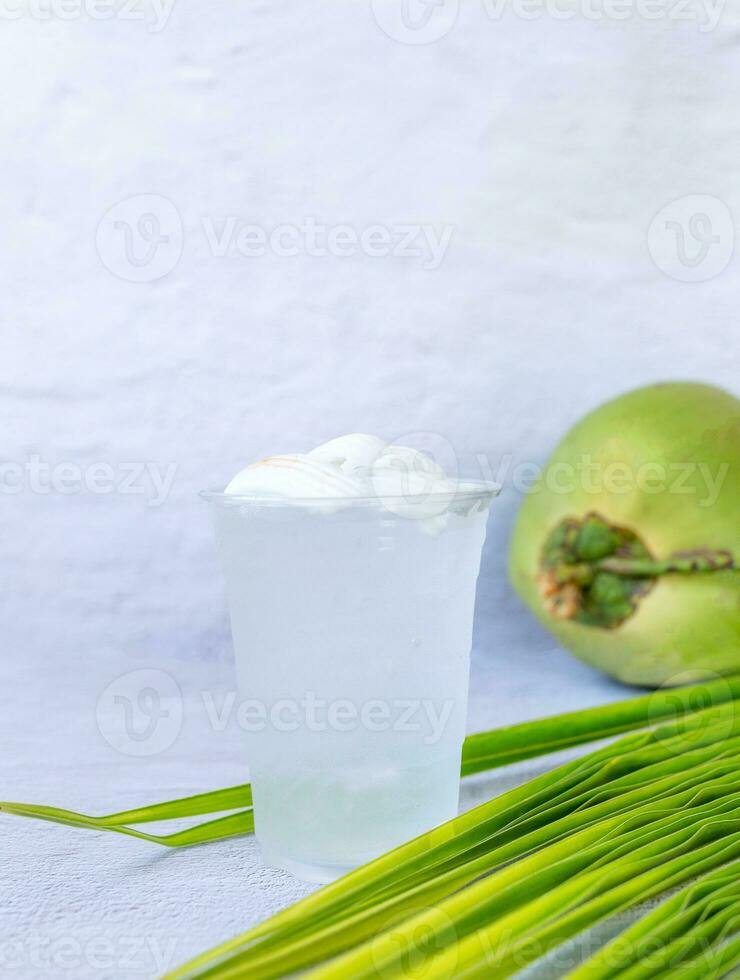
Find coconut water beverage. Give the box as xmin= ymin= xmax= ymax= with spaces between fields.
xmin=206 ymin=435 xmax=495 ymax=882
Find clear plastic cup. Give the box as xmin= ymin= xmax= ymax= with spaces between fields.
xmin=205 ymin=482 xmax=496 ymax=882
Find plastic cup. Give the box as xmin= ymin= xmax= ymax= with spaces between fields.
xmin=205 ymin=482 xmax=496 ymax=882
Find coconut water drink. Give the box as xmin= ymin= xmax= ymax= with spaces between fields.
xmin=206 ymin=435 xmax=495 ymax=882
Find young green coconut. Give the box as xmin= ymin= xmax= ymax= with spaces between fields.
xmin=509 ymin=382 xmax=739 ymax=688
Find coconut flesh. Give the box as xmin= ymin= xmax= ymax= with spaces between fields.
xmin=509 ymin=382 xmax=739 ymax=688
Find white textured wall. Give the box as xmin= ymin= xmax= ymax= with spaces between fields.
xmin=2 ymin=1 xmax=739 ymax=670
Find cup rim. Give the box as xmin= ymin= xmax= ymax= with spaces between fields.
xmin=200 ymin=479 xmax=500 ymax=508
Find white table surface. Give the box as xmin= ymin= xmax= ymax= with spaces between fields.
xmin=1 ymin=615 xmax=645 ymax=980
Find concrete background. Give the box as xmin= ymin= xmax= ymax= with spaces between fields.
xmin=1 ymin=1 xmax=738 ymax=977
